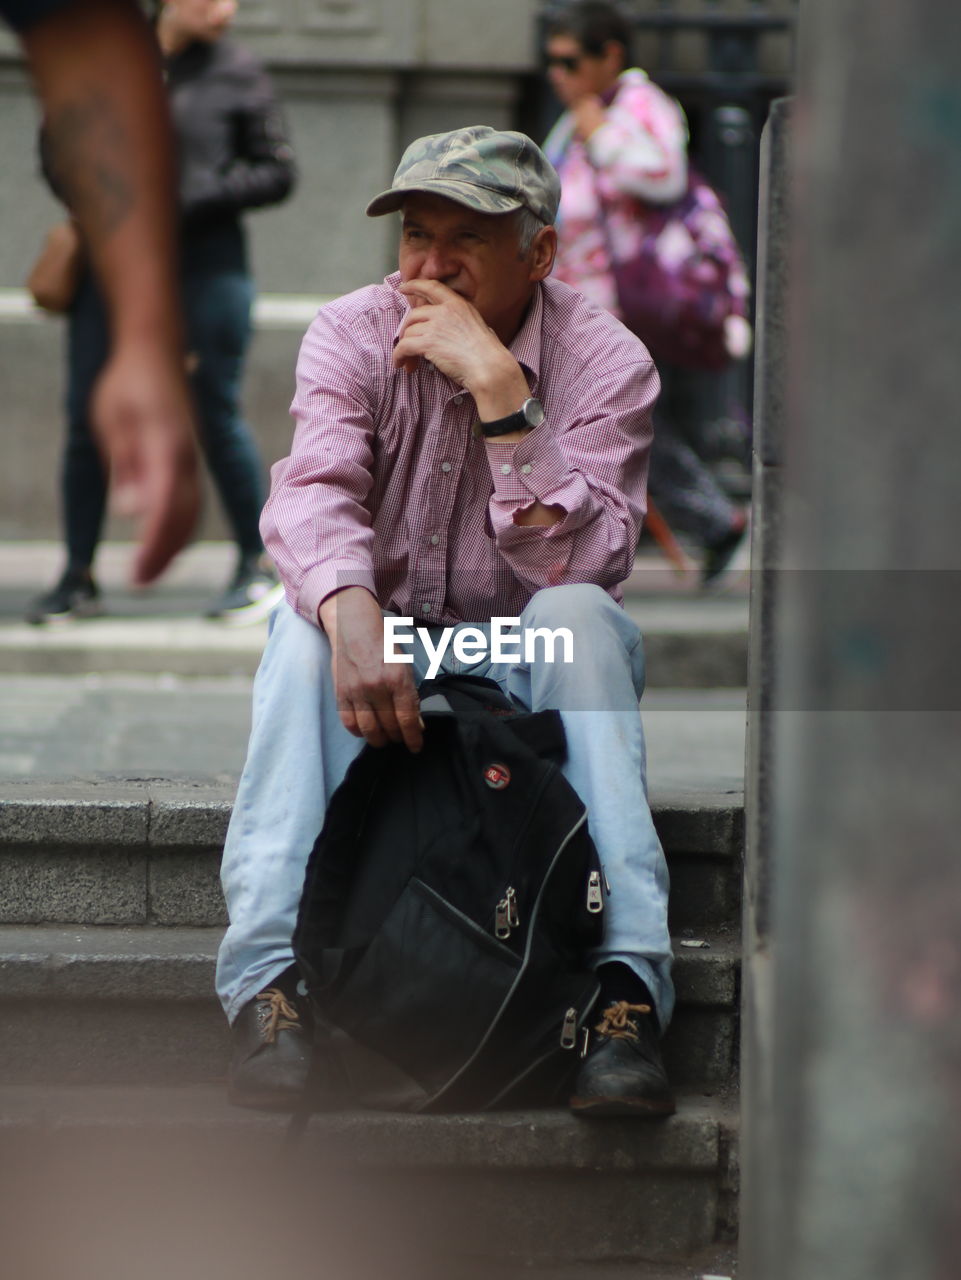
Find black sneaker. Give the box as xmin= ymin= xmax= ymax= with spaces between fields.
xmin=569 ymin=999 xmax=676 ymax=1118
xmin=26 ymin=567 xmax=102 ymax=625
xmin=207 ymin=558 xmax=284 ymax=626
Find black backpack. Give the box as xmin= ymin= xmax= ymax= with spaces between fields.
xmin=292 ymin=675 xmax=605 ymax=1113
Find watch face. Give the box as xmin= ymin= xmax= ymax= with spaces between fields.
xmin=523 ymin=398 xmax=545 ymax=428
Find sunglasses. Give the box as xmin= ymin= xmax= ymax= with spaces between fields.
xmin=546 ymin=54 xmax=583 ymax=72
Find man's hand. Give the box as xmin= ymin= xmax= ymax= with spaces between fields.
xmin=319 ymin=587 xmax=423 ymax=753
xmin=91 ymin=339 xmax=201 ymax=585
xmin=393 ymin=280 xmax=529 ymax=418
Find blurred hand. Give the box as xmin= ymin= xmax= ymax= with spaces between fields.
xmin=571 ymin=94 xmax=607 ymax=141
xmin=723 ymin=314 xmax=753 ymax=361
xmin=90 ymin=338 xmax=201 ymax=585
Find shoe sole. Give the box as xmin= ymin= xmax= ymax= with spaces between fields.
xmin=217 ymin=582 xmax=285 ymax=628
xmin=569 ymin=1094 xmax=677 ymax=1118
xmin=26 ymin=602 xmax=104 ymax=626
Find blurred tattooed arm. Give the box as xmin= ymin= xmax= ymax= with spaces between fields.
xmin=18 ymin=0 xmax=200 ymax=584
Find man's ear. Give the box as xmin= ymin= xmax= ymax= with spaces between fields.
xmin=529 ymin=225 xmax=558 ymax=282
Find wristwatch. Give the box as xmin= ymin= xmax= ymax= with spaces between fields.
xmin=474 ymin=397 xmax=545 ymax=439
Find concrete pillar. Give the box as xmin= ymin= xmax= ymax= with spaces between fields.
xmin=744 ymin=3 xmax=961 ymax=1277
xmin=739 ymin=94 xmax=790 ymax=1280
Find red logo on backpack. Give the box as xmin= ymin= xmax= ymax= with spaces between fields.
xmin=484 ymin=763 xmax=511 ymax=790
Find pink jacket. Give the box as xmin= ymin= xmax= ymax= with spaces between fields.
xmin=543 ymin=68 xmax=689 ymax=316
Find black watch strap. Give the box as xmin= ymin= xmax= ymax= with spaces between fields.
xmin=475 ymin=397 xmax=545 ymax=439
xmin=477 ymin=409 xmax=528 ymax=438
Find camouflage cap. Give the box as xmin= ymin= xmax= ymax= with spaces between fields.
xmin=365 ymin=125 xmax=560 ymax=225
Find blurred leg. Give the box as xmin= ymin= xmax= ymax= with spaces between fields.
xmin=182 ymin=269 xmax=265 ymax=560
xmin=63 ymin=269 xmax=110 ymax=569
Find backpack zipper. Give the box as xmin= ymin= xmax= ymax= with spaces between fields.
xmin=586 ymin=869 xmax=604 ymax=914
xmin=494 ymin=885 xmax=520 ymax=940
xmin=427 ymin=810 xmax=591 ymax=1109
xmin=481 ymin=974 xmax=600 ymax=1110
xmin=506 ymin=886 xmax=519 ymax=927
xmin=560 ymin=1006 xmax=578 ymax=1049
xmin=490 ymin=765 xmax=555 ymax=938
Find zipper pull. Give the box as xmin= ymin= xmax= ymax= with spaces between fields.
xmin=580 ymin=1026 xmax=591 ymax=1058
xmin=506 ymin=885 xmax=520 ymax=929
xmin=560 ymin=1007 xmax=578 ymax=1050
xmin=495 ymin=898 xmax=511 ymax=939
xmin=587 ymin=870 xmax=604 ymax=914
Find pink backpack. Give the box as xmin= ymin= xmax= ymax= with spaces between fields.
xmin=598 ymin=168 xmax=750 ymax=371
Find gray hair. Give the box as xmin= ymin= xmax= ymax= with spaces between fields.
xmin=514 ymin=207 xmax=549 ymax=257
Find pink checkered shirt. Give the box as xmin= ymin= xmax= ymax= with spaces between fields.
xmin=262 ymin=272 xmax=657 ymax=627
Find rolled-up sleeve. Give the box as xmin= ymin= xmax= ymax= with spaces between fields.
xmin=482 ymin=356 xmax=659 ymax=593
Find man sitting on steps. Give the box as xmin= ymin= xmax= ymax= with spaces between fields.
xmin=216 ymin=125 xmax=676 ymax=1118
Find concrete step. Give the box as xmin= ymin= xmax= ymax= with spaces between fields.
xmin=0 ymin=1083 xmax=738 ymax=1271
xmin=0 ymin=674 xmax=748 ymax=798
xmin=0 ymin=781 xmax=744 ymax=935
xmin=0 ymin=603 xmax=747 ymax=686
xmin=0 ymin=922 xmax=739 ymax=1089
xmin=0 ymin=543 xmax=749 ymax=687
xmin=0 ymin=783 xmax=743 ymax=1088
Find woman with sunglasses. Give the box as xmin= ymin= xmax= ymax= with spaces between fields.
xmin=543 ymin=1 xmax=749 ymax=586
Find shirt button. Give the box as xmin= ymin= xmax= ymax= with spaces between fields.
xmin=453 ymin=394 xmax=464 ymax=404
xmin=422 ymin=603 xmax=432 ymax=614
xmin=500 ymin=464 xmax=512 ymax=475
xmin=521 ymin=463 xmax=532 ymax=475
xmin=440 ymin=461 xmax=452 ymax=473
xmin=430 ymin=534 xmax=439 ymax=545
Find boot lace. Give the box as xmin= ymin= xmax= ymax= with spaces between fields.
xmin=255 ymin=987 xmax=301 ymax=1044
xmin=595 ymin=1000 xmax=652 ymax=1042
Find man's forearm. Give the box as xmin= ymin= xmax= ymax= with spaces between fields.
xmin=23 ymin=0 xmax=183 ymax=351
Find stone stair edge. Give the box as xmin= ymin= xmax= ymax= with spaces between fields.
xmin=0 ymin=1081 xmax=732 ymax=1173
xmin=0 ymin=922 xmax=740 ymax=1006
xmin=0 ymin=616 xmax=748 ymax=643
xmin=0 ymin=780 xmax=745 ymax=854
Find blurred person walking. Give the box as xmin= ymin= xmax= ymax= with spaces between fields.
xmin=8 ymin=0 xmax=201 ymax=585
xmin=542 ymin=0 xmax=750 ymax=585
xmin=27 ymin=0 xmax=297 ymax=626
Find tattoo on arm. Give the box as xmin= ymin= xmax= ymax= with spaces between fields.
xmin=45 ymin=88 xmax=135 ymax=241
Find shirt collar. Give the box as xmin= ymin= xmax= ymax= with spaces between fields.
xmin=508 ymin=283 xmax=543 ymax=386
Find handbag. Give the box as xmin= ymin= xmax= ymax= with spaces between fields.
xmin=597 ymin=168 xmax=748 ymax=371
xmin=25 ymin=220 xmax=83 ymax=314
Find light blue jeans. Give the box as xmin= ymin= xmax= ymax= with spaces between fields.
xmin=216 ymin=584 xmax=674 ymax=1028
